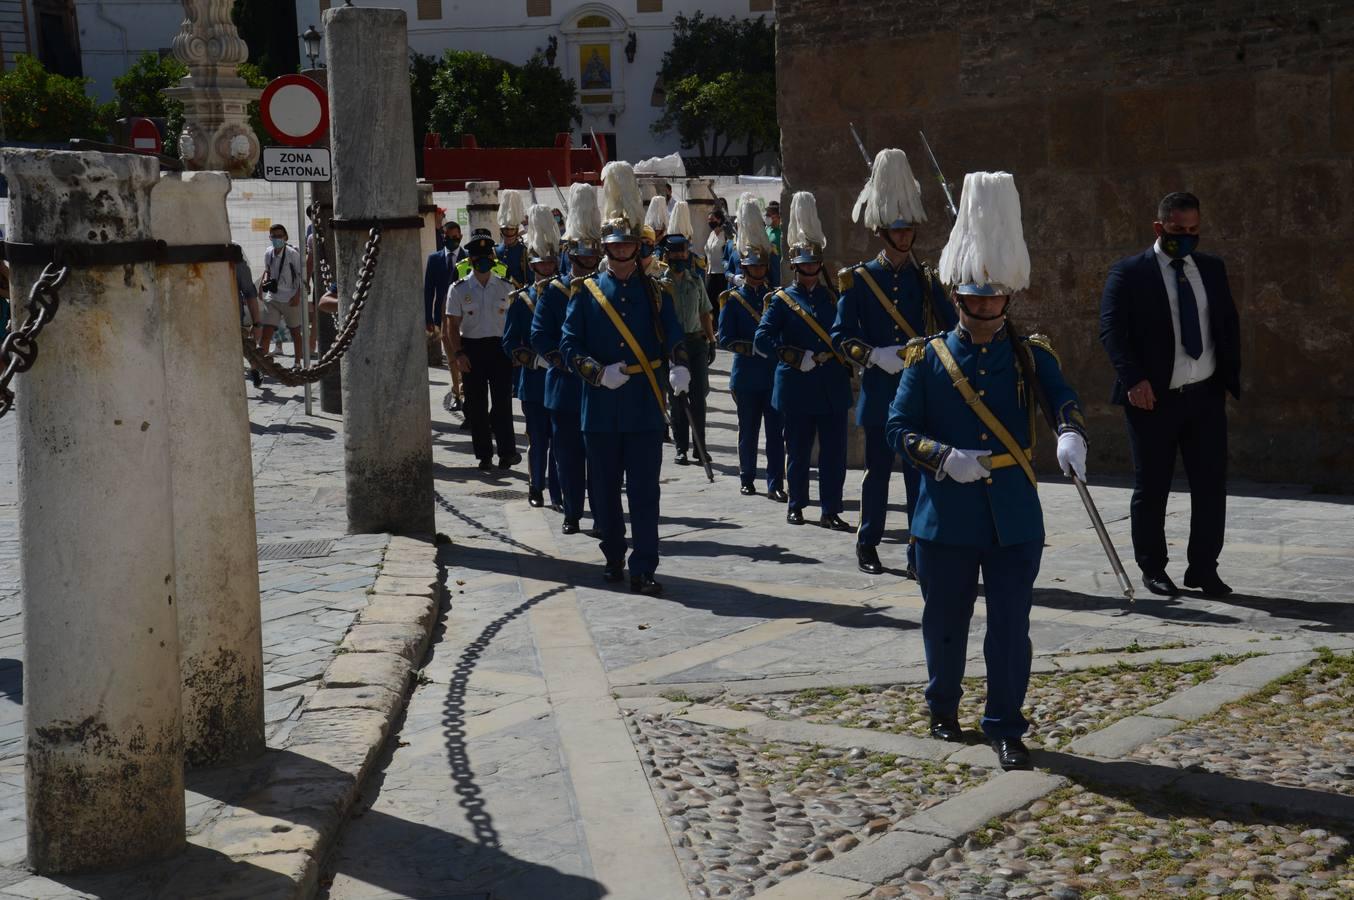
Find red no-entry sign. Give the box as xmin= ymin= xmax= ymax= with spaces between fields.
xmin=128 ymin=117 xmax=161 ymax=154
xmin=259 ymin=75 xmax=330 ymax=147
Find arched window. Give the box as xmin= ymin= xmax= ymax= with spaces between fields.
xmin=577 ymin=14 xmax=611 ymax=28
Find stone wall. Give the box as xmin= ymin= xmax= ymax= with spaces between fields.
xmin=776 ymin=1 xmax=1354 ymax=489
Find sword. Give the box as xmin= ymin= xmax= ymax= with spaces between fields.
xmin=918 ymin=130 xmax=959 ymax=220
xmin=1074 ymin=476 xmax=1135 ymax=604
xmin=547 ymin=170 xmax=568 ymax=212
xmin=528 ymin=178 xmax=539 ymax=204
xmin=589 ymin=128 xmax=606 ymax=170
xmin=848 ymin=122 xmax=872 ymax=170
xmin=676 ymin=393 xmax=715 ymax=482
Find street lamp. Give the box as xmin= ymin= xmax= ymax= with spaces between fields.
xmin=301 ymin=25 xmax=322 ymax=69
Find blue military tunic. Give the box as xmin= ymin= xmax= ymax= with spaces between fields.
xmin=886 ymin=326 xmax=1086 ymax=547
xmin=834 ymin=254 xmax=954 ymax=427
xmin=503 ymin=283 xmax=553 ymax=404
xmin=530 ymin=276 xmax=582 ymax=415
xmin=560 ymin=270 xmax=683 ymax=433
xmin=497 ymin=240 xmax=531 ymax=288
xmin=718 ymin=283 xmax=775 ymax=393
xmin=754 ymin=282 xmax=853 ymax=416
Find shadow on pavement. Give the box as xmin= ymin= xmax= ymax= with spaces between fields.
xmin=1029 ymin=587 xmax=1241 ymax=625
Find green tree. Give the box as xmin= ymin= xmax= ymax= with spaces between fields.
xmin=231 ymin=0 xmax=300 ymax=78
xmin=410 ymin=51 xmax=440 ymax=176
xmin=429 ymin=50 xmax=581 ymax=148
xmin=112 ymin=51 xmax=187 ymax=119
xmin=652 ymin=13 xmax=778 ymax=162
xmin=0 ymin=55 xmax=113 ymax=142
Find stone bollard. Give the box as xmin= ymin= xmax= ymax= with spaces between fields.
xmin=326 ymin=5 xmax=435 ymax=535
xmin=466 ymin=181 xmax=501 ymax=243
xmin=5 ymin=150 xmax=185 ymax=873
xmin=154 ymin=170 xmax=265 ymax=767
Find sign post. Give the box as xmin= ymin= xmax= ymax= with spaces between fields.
xmin=260 ymin=75 xmax=331 ymax=416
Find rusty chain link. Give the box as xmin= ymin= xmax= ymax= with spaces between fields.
xmin=241 ymin=225 xmax=382 ymax=386
xmin=0 ymin=264 xmax=67 ymax=419
xmin=306 ymin=202 xmax=338 ymax=307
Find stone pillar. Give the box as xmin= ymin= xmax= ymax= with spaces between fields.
xmin=301 ymin=67 xmax=341 ymax=415
xmin=164 ymin=1 xmax=261 ymax=178
xmin=326 ymin=6 xmax=435 ymax=535
xmin=466 ymin=181 xmax=501 ymax=243
xmin=6 ymin=150 xmax=185 ymax=873
xmin=154 ymin=170 xmax=265 ymax=767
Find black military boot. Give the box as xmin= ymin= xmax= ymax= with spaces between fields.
xmin=856 ymin=544 xmax=883 ymax=575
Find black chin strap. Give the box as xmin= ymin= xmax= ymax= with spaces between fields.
xmin=879 ymin=230 xmax=913 ymax=255
xmin=956 ymin=296 xmax=1011 ymax=321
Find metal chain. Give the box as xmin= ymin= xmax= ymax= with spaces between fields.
xmin=241 ymin=225 xmax=382 ymax=386
xmin=306 ymin=202 xmax=337 ymax=303
xmin=0 ymin=264 xmax=68 ymax=419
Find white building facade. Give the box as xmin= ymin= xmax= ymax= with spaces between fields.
xmin=297 ymin=0 xmax=776 ymax=165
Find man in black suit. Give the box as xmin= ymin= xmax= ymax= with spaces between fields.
xmin=426 ymin=220 xmax=468 ymax=409
xmin=1099 ymin=192 xmax=1241 ymax=598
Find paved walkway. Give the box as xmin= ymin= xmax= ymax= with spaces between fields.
xmin=321 ymin=361 xmax=1354 ymax=900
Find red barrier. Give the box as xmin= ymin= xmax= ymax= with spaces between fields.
xmin=422 ymin=133 xmax=605 ymax=192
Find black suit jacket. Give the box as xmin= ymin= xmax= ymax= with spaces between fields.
xmin=1098 ymin=248 xmax=1241 ymax=405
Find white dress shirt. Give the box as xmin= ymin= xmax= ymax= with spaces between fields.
xmin=1152 ymin=238 xmax=1215 ymax=388
xmin=446 ymin=273 xmax=513 ymax=339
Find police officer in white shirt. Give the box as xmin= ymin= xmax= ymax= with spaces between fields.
xmin=445 ymin=228 xmax=521 ymax=472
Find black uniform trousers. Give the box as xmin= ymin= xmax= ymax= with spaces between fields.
xmin=1123 ymin=378 xmax=1227 ymax=577
xmin=462 ymin=336 xmax=516 ymax=464
xmin=670 ymin=334 xmax=710 ymax=456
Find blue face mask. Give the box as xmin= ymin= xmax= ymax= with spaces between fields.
xmin=471 ymin=257 xmax=494 ymax=273
xmin=1159 ymin=232 xmax=1199 ymax=259
xmin=271 ymin=237 xmax=286 ymax=250
xmin=669 ymin=257 xmax=690 ymax=272
xmin=639 ymin=243 xmax=654 ymax=260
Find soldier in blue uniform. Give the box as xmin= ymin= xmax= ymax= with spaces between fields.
xmin=834 ymin=149 xmax=956 ymax=578
xmin=560 ymin=161 xmax=689 ymax=595
xmin=496 ymin=189 xmax=531 ymax=288
xmin=754 ymin=192 xmax=853 ymax=531
xmin=532 ymin=182 xmax=601 ymax=535
xmin=718 ymin=194 xmax=786 ymax=500
xmin=886 ymin=172 xmax=1088 ymax=771
xmin=504 ymin=205 xmax=564 ymax=511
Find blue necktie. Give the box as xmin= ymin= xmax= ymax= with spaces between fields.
xmin=1170 ymin=259 xmax=1202 ymax=360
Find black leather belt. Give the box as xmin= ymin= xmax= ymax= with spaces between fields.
xmin=1170 ymin=379 xmax=1213 ymax=394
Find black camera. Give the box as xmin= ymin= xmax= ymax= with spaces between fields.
xmin=260 ymin=277 xmax=278 ymax=294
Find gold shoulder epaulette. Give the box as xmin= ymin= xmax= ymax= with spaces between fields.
xmin=718 ymin=289 xmax=736 ymax=309
xmin=1025 ymin=333 xmax=1060 ymax=367
xmin=902 ymin=336 xmax=928 ymax=368
xmin=836 ymin=266 xmax=855 ymax=293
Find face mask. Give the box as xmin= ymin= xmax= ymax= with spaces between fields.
xmin=444 ymin=236 xmax=460 ymax=250
xmin=639 ymin=244 xmax=654 ymax=260
xmin=797 ymin=265 xmax=822 ymax=280
xmin=1159 ymin=232 xmax=1199 ymax=259
xmin=669 ymin=257 xmax=690 ymax=272
xmin=271 ymin=237 xmax=286 ymax=250
xmin=472 ymin=257 xmax=494 ymax=273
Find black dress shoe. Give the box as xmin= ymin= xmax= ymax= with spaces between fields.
xmin=630 ymin=574 xmax=663 ymax=595
xmin=767 ymin=488 xmax=788 ymax=503
xmin=786 ymin=508 xmax=804 ymax=525
xmin=249 ymin=368 xmax=262 ymax=388
xmin=497 ymin=453 xmax=522 ymax=469
xmin=603 ymin=565 xmax=625 ymax=583
xmin=903 ymin=564 xmax=918 ymax=581
xmin=528 ymin=488 xmax=544 ymax=508
xmin=819 ymin=514 xmax=855 ymax=533
xmin=562 ymin=518 xmax=580 ymax=535
xmin=740 ymin=483 xmax=757 ymax=496
xmin=990 ymin=737 xmax=1032 ymax=771
xmin=675 ymin=450 xmax=689 ymax=466
xmin=856 ymin=544 xmax=883 ymax=575
xmin=587 ymin=527 xmax=602 ymax=538
xmin=477 ymin=458 xmax=495 ymax=473
xmin=929 ymin=714 xmax=964 ymax=743
xmin=549 ymin=502 xmax=565 ymax=513
xmin=1142 ymin=571 xmax=1180 ymax=597
xmin=1184 ymin=569 xmax=1233 ymax=597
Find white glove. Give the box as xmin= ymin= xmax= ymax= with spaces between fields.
xmin=1057 ymin=431 xmax=1088 ymax=481
xmin=600 ymin=362 xmax=630 ymax=390
xmin=669 ymin=364 xmax=691 ymax=395
xmin=941 ymin=448 xmax=992 ymax=484
xmin=535 ymin=355 xmax=549 ymax=370
xmin=869 ymin=345 xmax=906 ymax=375
xmin=797 ymin=352 xmax=817 ymax=373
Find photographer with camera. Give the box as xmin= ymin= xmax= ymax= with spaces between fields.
xmin=257 ymin=223 xmax=305 ymax=368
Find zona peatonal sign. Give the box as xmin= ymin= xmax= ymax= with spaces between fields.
xmin=262 ymin=147 xmax=332 ymax=182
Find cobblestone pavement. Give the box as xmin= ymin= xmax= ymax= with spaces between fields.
xmin=321 ymin=360 xmax=1354 ymax=900
xmin=0 ymin=368 xmax=392 ymax=896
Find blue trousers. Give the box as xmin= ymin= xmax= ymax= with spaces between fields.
xmin=733 ymin=389 xmax=784 ymax=491
xmin=783 ymin=410 xmax=846 ymax=516
xmin=522 ymin=401 xmax=560 ymax=505
xmin=859 ymin=426 xmax=920 ymax=566
xmin=550 ymin=408 xmax=587 ymax=521
xmin=915 ymin=538 xmax=1042 ymax=739
xmin=584 ymin=430 xmax=663 ymax=576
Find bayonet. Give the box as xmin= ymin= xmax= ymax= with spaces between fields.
xmin=918 ymin=130 xmax=959 ymax=220
xmin=547 ymin=170 xmax=568 ymax=212
xmin=527 ymin=178 xmax=539 ymax=204
xmin=848 ymin=122 xmax=872 ymax=170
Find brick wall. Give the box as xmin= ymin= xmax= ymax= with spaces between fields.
xmin=776 ymin=0 xmax=1354 ymax=489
